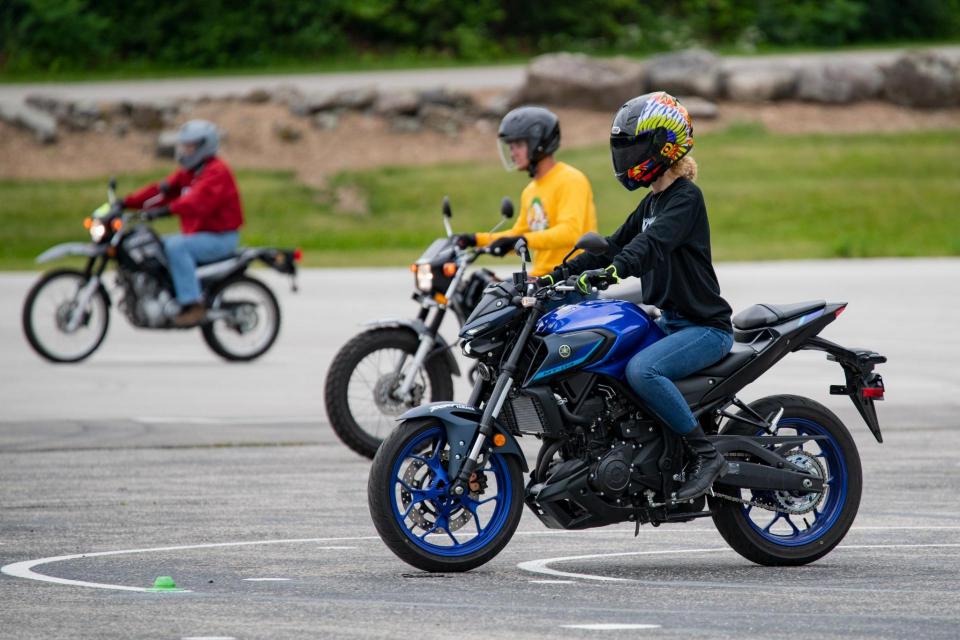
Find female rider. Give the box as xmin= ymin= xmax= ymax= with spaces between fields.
xmin=547 ymin=92 xmax=734 ymax=502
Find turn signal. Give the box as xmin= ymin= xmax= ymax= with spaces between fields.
xmin=442 ymin=262 xmax=457 ymax=277
xmin=83 ymin=217 xmax=93 ymax=230
xmin=111 ymin=218 xmax=123 ymax=231
xmin=492 ymin=433 xmax=507 ymax=447
xmin=410 ymin=263 xmax=417 ymax=272
xmin=434 ymin=293 xmax=448 ymax=305
xmin=293 ymin=247 xmax=303 ymax=262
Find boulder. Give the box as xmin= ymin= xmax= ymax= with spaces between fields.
xmin=418 ymin=87 xmax=474 ymax=109
xmin=520 ymin=52 xmax=646 ymax=110
xmin=420 ymin=103 xmax=462 ymax=136
xmin=243 ymin=88 xmax=272 ymax=104
xmin=646 ymin=49 xmax=723 ymax=99
xmin=724 ymin=66 xmax=797 ymax=102
xmin=796 ymin=62 xmax=883 ymax=103
xmin=295 ymin=86 xmax=378 ymax=115
xmin=373 ymin=90 xmax=421 ymax=116
xmin=389 ymin=115 xmax=422 ymax=133
xmin=0 ymin=101 xmax=58 ymax=143
xmin=677 ymin=96 xmax=719 ymax=119
xmin=312 ymin=112 xmax=340 ymax=131
xmin=126 ymin=99 xmax=179 ymax=130
xmin=272 ymin=122 xmax=303 ymax=142
xmin=883 ymin=50 xmax=960 ymax=108
xmin=156 ymin=130 xmax=179 ymax=158
xmin=65 ymin=100 xmax=102 ymax=131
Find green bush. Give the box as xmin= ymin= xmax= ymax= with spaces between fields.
xmin=2 ymin=0 xmax=958 ymax=74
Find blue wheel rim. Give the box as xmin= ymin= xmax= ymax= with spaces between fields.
xmin=742 ymin=418 xmax=848 ymax=547
xmin=389 ymin=425 xmax=513 ymax=557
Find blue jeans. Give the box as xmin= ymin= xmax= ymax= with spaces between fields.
xmin=163 ymin=232 xmax=239 ymax=305
xmin=625 ymin=310 xmax=734 ymax=435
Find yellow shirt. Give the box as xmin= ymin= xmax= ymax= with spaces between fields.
xmin=476 ymin=161 xmax=598 ymax=277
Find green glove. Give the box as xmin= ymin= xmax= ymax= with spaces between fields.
xmin=576 ymin=265 xmax=620 ymax=294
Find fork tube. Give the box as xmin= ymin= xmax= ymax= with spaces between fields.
xmin=454 ymin=303 xmax=543 ymax=490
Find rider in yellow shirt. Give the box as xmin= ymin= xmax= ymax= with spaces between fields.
xmin=454 ymin=106 xmax=598 ymax=277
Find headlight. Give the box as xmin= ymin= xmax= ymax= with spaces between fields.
xmin=89 ymin=219 xmax=107 ymax=243
xmin=415 ymin=264 xmax=433 ymax=292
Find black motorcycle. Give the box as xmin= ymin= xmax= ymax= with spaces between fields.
xmin=368 ymin=234 xmax=887 ymax=571
xmin=324 ymin=197 xmax=513 ymax=458
xmin=22 ymin=180 xmax=299 ymax=363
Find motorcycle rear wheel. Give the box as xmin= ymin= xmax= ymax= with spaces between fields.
xmin=368 ymin=419 xmax=524 ymax=572
xmin=324 ymin=328 xmax=454 ymax=459
xmin=201 ymin=275 xmax=281 ymax=362
xmin=710 ymin=394 xmax=862 ymax=566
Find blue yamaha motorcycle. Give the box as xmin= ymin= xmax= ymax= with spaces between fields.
xmin=368 ymin=233 xmax=886 ymax=572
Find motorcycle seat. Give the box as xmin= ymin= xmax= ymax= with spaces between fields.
xmin=733 ymin=300 xmax=826 ymax=331
xmin=697 ymin=342 xmax=757 ymax=377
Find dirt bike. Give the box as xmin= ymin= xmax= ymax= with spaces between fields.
xmin=368 ymin=233 xmax=887 ymax=572
xmin=23 ymin=179 xmax=299 ymax=363
xmin=324 ymin=197 xmax=514 ymax=459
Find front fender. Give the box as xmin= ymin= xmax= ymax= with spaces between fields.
xmin=398 ymin=402 xmax=527 ymax=478
xmin=363 ymin=318 xmax=461 ymax=377
xmin=36 ymin=242 xmax=105 ymax=264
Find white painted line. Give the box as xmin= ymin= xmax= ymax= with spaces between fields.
xmin=242 ymin=578 xmax=291 ymax=582
xmin=519 ymin=548 xmax=726 ymax=582
xmin=561 ymin=624 xmax=661 ymax=630
xmin=182 ymin=636 xmax=237 ymax=639
xmin=529 ymin=579 xmax=575 ymax=584
xmin=136 ymin=416 xmax=321 ymax=425
xmin=518 ymin=543 xmax=960 ymax=584
xmin=1 ymin=536 xmax=377 ymax=592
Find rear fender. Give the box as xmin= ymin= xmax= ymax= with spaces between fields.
xmin=362 ymin=318 xmax=461 ymax=377
xmin=397 ymin=402 xmax=527 ymax=478
xmin=36 ymin=242 xmax=105 ymax=264
xmin=798 ymin=335 xmax=886 ymax=443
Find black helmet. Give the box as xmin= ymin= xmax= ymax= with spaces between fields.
xmin=610 ymin=92 xmax=694 ymax=191
xmin=497 ymin=106 xmax=561 ymax=177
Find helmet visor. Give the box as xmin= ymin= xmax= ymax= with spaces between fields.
xmin=497 ymin=138 xmax=528 ymax=172
xmin=611 ymin=133 xmax=664 ymax=190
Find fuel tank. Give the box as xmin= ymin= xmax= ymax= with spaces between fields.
xmin=531 ymin=299 xmax=664 ymax=382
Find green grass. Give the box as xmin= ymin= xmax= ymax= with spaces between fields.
xmin=1 ymin=125 xmax=958 ymax=270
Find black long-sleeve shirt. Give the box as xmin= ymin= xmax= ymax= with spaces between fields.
xmin=559 ymin=177 xmax=732 ymax=332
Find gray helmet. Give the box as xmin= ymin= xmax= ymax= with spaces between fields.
xmin=175 ymin=119 xmax=220 ymax=170
xmin=497 ymin=106 xmax=560 ymax=177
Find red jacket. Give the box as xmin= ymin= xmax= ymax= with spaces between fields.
xmin=123 ymin=157 xmax=244 ymax=234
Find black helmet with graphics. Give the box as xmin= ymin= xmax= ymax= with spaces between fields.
xmin=609 ymin=92 xmax=694 ymax=190
xmin=497 ymin=106 xmax=561 ymax=177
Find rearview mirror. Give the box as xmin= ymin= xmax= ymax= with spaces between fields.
xmin=442 ymin=196 xmax=452 ymax=218
xmin=575 ymin=232 xmax=609 ymax=256
xmin=500 ymin=197 xmax=514 ymax=219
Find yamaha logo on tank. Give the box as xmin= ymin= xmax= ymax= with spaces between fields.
xmin=558 ymin=344 xmax=571 ymax=358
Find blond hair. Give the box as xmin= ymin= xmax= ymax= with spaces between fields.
xmin=668 ymin=155 xmax=698 ymax=181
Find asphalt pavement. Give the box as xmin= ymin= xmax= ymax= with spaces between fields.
xmin=1 ymin=260 xmax=959 ymax=639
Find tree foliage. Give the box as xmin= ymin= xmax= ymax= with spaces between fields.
xmin=1 ymin=0 xmax=958 ymax=73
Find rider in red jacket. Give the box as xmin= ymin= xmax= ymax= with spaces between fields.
xmin=122 ymin=120 xmax=244 ymax=326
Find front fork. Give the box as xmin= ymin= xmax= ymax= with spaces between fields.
xmin=394 ymin=306 xmax=445 ymax=402
xmin=65 ymin=257 xmax=107 ymax=332
xmin=450 ymin=301 xmax=542 ymax=496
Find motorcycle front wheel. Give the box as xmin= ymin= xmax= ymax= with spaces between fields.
xmin=324 ymin=328 xmax=454 ymax=459
xmin=201 ymin=275 xmax=281 ymax=362
xmin=22 ymin=269 xmax=110 ymax=363
xmin=368 ymin=419 xmax=524 ymax=572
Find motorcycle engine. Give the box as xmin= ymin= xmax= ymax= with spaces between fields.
xmin=120 ymin=273 xmax=177 ymax=327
